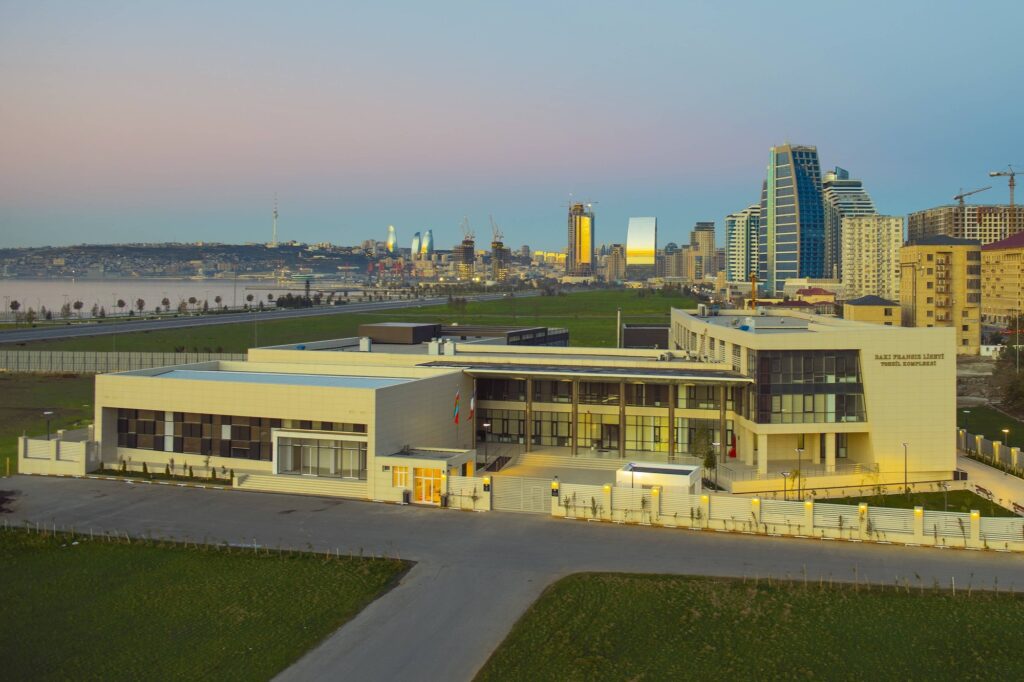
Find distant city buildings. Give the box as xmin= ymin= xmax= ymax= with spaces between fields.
xmin=420 ymin=229 xmax=435 ymax=256
xmin=690 ymin=221 xmax=716 ymax=280
xmin=758 ymin=144 xmax=825 ymax=292
xmin=625 ymin=217 xmax=657 ymax=280
xmin=490 ymin=238 xmax=511 ymax=282
xmin=900 ymin=235 xmax=981 ymax=354
xmin=821 ymin=167 xmax=876 ymax=279
xmin=605 ymin=244 xmax=626 ymax=282
xmin=411 ymin=232 xmax=421 ymax=259
xmin=386 ymin=225 xmax=398 ymax=255
xmin=907 ymin=205 xmax=1024 ymax=245
xmin=566 ymin=203 xmax=595 ymax=277
xmin=453 ymin=236 xmax=475 ymax=280
xmin=840 ymin=215 xmax=903 ymax=301
xmin=980 ymin=231 xmax=1024 ymax=325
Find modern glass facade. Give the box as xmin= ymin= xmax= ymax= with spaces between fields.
xmin=115 ymin=408 xmax=366 ymax=460
xmin=567 ymin=202 xmax=595 ymax=276
xmin=821 ymin=167 xmax=876 ymax=279
xmin=278 ymin=437 xmax=367 ymax=479
xmin=625 ymin=216 xmax=657 ymax=279
xmin=759 ymin=144 xmax=825 ymax=292
xmin=386 ymin=225 xmax=397 ymax=255
xmin=747 ymin=350 xmax=866 ymax=424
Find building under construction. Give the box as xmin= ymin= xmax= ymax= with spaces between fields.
xmin=907 ymin=204 xmax=1024 ymax=245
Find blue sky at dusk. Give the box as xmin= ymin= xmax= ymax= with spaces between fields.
xmin=1 ymin=1 xmax=1022 ymax=250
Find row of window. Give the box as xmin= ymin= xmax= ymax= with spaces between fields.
xmin=476 ymin=378 xmax=737 ymax=409
xmin=277 ymin=437 xmax=367 ymax=479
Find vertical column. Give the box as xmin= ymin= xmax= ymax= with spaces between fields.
xmin=969 ymin=510 xmax=981 ymax=548
xmin=757 ymin=433 xmax=769 ymax=476
xmin=803 ymin=499 xmax=814 ymax=535
xmin=718 ymin=385 xmax=727 ymax=461
xmin=825 ymin=433 xmax=836 ymax=473
xmin=913 ymin=506 xmax=925 ymax=543
xmin=602 ymin=484 xmax=612 ymax=521
xmin=525 ymin=378 xmax=533 ymax=453
xmin=1012 ymin=447 xmax=1020 ymax=471
xmin=667 ymin=384 xmax=676 ymax=460
xmin=571 ymin=380 xmax=579 ymax=457
xmin=619 ymin=381 xmax=626 ymax=457
xmin=550 ymin=478 xmax=561 ymax=516
xmin=650 ymin=487 xmax=661 ymax=524
xmin=699 ymin=494 xmax=711 ymax=529
xmin=750 ymin=497 xmax=761 ymax=528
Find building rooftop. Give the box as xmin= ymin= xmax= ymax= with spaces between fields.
xmin=982 ymin=231 xmax=1024 ymax=251
xmin=845 ymin=295 xmax=898 ymax=307
xmin=422 ymin=360 xmax=751 ymax=382
xmin=152 ymin=369 xmax=413 ymax=389
xmin=795 ymin=287 xmax=834 ymax=296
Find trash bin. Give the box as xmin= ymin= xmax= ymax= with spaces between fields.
xmin=402 ymin=489 xmax=411 ymax=505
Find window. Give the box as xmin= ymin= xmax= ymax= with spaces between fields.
xmin=884 ymin=308 xmax=892 ymax=316
xmin=392 ymin=466 xmax=409 ymax=488
xmin=532 ymin=411 xmax=571 ymax=447
xmin=278 ymin=437 xmax=366 ymax=479
xmin=962 ymin=325 xmax=969 ymax=332
xmin=478 ymin=408 xmax=524 ymax=443
xmin=926 ymin=254 xmax=934 ymax=262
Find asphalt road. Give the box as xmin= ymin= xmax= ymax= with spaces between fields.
xmin=6 ymin=476 xmax=1024 ymax=682
xmin=0 ymin=291 xmax=534 ymax=344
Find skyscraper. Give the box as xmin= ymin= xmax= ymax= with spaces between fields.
xmin=725 ymin=204 xmax=760 ymax=282
xmin=421 ymin=229 xmax=434 ymax=256
xmin=758 ymin=144 xmax=825 ymax=292
xmin=605 ymin=244 xmax=626 ymax=282
xmin=386 ymin=225 xmax=398 ymax=255
xmin=822 ymin=167 xmax=876 ymax=279
xmin=490 ymin=238 xmax=511 ymax=282
xmin=453 ymin=236 xmax=475 ymax=280
xmin=566 ymin=202 xmax=595 ymax=276
xmin=410 ymin=232 xmax=421 ymax=259
xmin=691 ymin=221 xmax=716 ymax=280
xmin=625 ymin=217 xmax=657 ymax=280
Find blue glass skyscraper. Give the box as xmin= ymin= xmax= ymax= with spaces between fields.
xmin=758 ymin=144 xmax=825 ymax=292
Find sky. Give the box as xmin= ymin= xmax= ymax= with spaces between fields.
xmin=1 ymin=1 xmax=1022 ymax=251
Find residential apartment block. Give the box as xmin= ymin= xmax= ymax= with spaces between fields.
xmin=981 ymin=231 xmax=1024 ymax=326
xmin=900 ymin=236 xmax=981 ymax=355
xmin=840 ymin=215 xmax=903 ymax=301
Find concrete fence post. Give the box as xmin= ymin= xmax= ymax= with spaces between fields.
xmin=602 ymin=484 xmax=612 ymax=521
xmin=803 ymin=500 xmax=814 ymax=535
xmin=858 ymin=503 xmax=869 ymax=539
xmin=975 ymin=435 xmax=984 ymax=456
xmin=750 ymin=497 xmax=761 ymax=529
xmin=699 ymin=494 xmax=710 ymax=529
xmin=970 ymin=510 xmax=981 ymax=548
xmin=913 ymin=506 xmax=925 ymax=543
xmin=1012 ymin=447 xmax=1020 ymax=471
xmin=993 ymin=441 xmax=1003 ymax=465
xmin=650 ymin=487 xmax=661 ymax=524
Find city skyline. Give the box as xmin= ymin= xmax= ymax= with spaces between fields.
xmin=1 ymin=2 xmax=1022 ymax=249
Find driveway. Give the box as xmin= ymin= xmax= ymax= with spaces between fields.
xmin=7 ymin=476 xmax=1024 ymax=681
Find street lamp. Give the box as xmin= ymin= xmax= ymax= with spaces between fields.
xmin=902 ymin=442 xmax=909 ymax=496
xmin=780 ymin=471 xmax=790 ymax=501
xmin=712 ymin=441 xmax=721 ymax=491
xmin=795 ymin=448 xmax=804 ymax=499
xmin=482 ymin=421 xmax=492 ymax=466
xmin=43 ymin=410 xmax=54 ymax=440
xmin=961 ymin=409 xmax=972 ymax=439
xmin=1003 ymin=428 xmax=1011 ymax=448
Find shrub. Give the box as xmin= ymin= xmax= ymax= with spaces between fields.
xmin=188 ymin=465 xmax=194 ymax=479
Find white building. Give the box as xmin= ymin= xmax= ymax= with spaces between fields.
xmin=841 ymin=215 xmax=903 ymax=301
xmin=726 ymin=204 xmax=760 ymax=282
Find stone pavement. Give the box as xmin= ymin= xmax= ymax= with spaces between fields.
xmin=7 ymin=475 xmax=1024 ymax=681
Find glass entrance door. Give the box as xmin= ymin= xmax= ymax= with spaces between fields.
xmin=413 ymin=468 xmax=442 ymax=504
xmin=601 ymin=424 xmax=619 ymax=450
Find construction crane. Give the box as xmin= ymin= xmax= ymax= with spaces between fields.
xmin=460 ymin=216 xmax=474 ymax=241
xmin=953 ymin=186 xmax=991 ymax=207
xmin=489 ymin=214 xmax=503 ymax=242
xmin=989 ymin=164 xmax=1018 ymax=212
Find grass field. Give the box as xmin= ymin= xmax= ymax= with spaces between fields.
xmin=958 ymin=405 xmax=1024 ymax=446
xmin=1 ymin=290 xmax=697 ymax=353
xmin=476 ymin=573 xmax=1024 ymax=681
xmin=0 ymin=528 xmax=408 ymax=681
xmin=827 ymin=490 xmax=1016 ymax=517
xmin=0 ymin=373 xmax=95 ymax=476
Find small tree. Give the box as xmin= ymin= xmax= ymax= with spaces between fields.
xmin=135 ymin=298 xmax=145 ymax=314
xmin=693 ymin=423 xmax=716 ymax=487
xmin=116 ymin=299 xmax=126 ymax=314
xmin=188 ymin=296 xmax=197 ymax=310
xmin=9 ymin=299 xmax=20 ymax=325
xmin=161 ymin=297 xmax=170 ymax=309
xmin=73 ymin=300 xmax=84 ymax=317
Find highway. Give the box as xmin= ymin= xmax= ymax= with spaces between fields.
xmin=0 ymin=291 xmax=535 ymax=344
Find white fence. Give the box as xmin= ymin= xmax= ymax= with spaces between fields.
xmin=0 ymin=350 xmax=245 ymax=373
xmin=551 ymin=481 xmax=1024 ymax=551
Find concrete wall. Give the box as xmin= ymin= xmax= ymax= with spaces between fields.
xmin=0 ymin=350 xmax=244 ymax=373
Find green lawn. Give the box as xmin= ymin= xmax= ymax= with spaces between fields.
xmin=0 ymin=529 xmax=409 ymax=681
xmin=2 ymin=290 xmax=696 ymax=352
xmin=477 ymin=573 xmax=1024 ymax=681
xmin=0 ymin=373 xmax=95 ymax=476
xmin=826 ymin=490 xmax=1017 ymax=517
xmin=958 ymin=405 xmax=1024 ymax=446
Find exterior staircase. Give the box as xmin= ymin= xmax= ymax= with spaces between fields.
xmin=235 ymin=473 xmax=368 ymax=500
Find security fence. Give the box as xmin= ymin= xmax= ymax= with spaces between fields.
xmin=0 ymin=350 xmax=245 ymax=374
xmin=551 ymin=480 xmax=1024 ymax=551
xmin=959 ymin=428 xmax=1022 ymax=474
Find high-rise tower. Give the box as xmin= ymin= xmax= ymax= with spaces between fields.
xmin=725 ymin=204 xmax=761 ymax=281
xmin=421 ymin=229 xmax=434 ymax=256
xmin=758 ymin=144 xmax=825 ymax=292
xmin=385 ymin=225 xmax=398 ymax=255
xmin=625 ymin=217 xmax=657 ymax=280
xmin=822 ymin=167 xmax=876 ymax=279
xmin=691 ymin=221 xmax=716 ymax=280
xmin=411 ymin=232 xmax=421 ymax=259
xmin=566 ymin=202 xmax=595 ymax=276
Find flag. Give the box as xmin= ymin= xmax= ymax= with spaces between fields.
xmin=469 ymin=390 xmax=476 ymax=420
xmin=453 ymin=389 xmax=460 ymax=425
xmin=728 ymin=433 xmax=737 ymax=458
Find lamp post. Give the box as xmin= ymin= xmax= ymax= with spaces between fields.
xmin=962 ymin=409 xmax=972 ymax=444
xmin=712 ymin=441 xmax=721 ymax=491
xmin=1003 ymin=428 xmax=1011 ymax=449
xmin=482 ymin=421 xmax=492 ymax=467
xmin=902 ymin=442 xmax=909 ymax=496
xmin=795 ymin=448 xmax=804 ymax=499
xmin=43 ymin=410 xmax=54 ymax=440
xmin=780 ymin=471 xmax=790 ymax=502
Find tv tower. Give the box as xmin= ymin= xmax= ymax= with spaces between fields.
xmin=270 ymin=194 xmax=279 ymax=247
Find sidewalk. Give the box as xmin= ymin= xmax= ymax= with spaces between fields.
xmin=957 ymin=453 xmax=1024 ymax=513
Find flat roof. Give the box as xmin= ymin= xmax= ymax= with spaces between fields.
xmin=153 ymin=369 xmax=413 ymax=389
xmin=701 ymin=314 xmax=812 ymax=334
xmin=422 ymin=361 xmax=751 ymax=383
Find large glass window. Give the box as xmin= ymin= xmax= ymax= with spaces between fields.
xmin=476 ymin=378 xmax=526 ymax=402
xmin=674 ymin=418 xmax=734 ymax=456
xmin=625 ymin=415 xmax=668 ymax=452
xmin=277 ymin=437 xmax=366 ymax=479
xmin=477 ymin=408 xmax=524 ymax=443
xmin=749 ymin=350 xmax=866 ymax=424
xmin=532 ymin=411 xmax=571 ymax=447
xmin=532 ymin=380 xmax=572 ymax=403
xmin=577 ymin=412 xmax=620 ymax=450
xmin=579 ymin=382 xmax=621 ymax=405
xmin=624 ymin=383 xmax=669 ymax=407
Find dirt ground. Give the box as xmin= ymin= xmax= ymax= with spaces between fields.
xmin=956 ymin=355 xmax=996 ymax=407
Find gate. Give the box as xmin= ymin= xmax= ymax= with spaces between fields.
xmin=491 ymin=475 xmax=550 ymax=514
